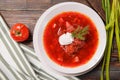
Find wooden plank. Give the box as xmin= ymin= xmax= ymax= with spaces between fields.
xmin=0 ymin=0 xmax=26 ymax=10
xmin=52 ymin=0 xmax=89 ymax=6
xmin=26 ymin=0 xmax=89 ymax=10
xmin=0 ymin=0 xmax=52 ymax=10
xmin=87 ymin=61 xmax=120 ymax=71
xmin=77 ymin=71 xmax=120 ymax=80
xmin=0 ymin=10 xmax=41 ymax=30
xmin=26 ymin=0 xmax=52 ymax=10
xmin=87 ymin=0 xmax=105 ymax=21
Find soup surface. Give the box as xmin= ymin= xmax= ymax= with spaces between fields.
xmin=43 ymin=11 xmax=99 ymax=67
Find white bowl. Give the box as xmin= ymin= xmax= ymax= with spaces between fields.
xmin=33 ymin=2 xmax=106 ymax=76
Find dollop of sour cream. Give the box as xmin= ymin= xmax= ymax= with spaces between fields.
xmin=59 ymin=32 xmax=74 ymax=45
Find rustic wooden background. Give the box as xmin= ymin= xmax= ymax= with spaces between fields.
xmin=0 ymin=0 xmax=120 ymax=80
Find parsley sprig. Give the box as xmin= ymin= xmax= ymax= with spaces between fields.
xmin=72 ymin=26 xmax=89 ymax=40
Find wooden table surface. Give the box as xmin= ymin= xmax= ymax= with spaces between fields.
xmin=0 ymin=0 xmax=120 ymax=80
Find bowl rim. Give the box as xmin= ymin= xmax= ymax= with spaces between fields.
xmin=33 ymin=2 xmax=106 ymax=75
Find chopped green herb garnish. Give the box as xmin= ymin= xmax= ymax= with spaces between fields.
xmin=72 ymin=26 xmax=89 ymax=40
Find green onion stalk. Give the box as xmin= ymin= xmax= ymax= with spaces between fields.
xmin=100 ymin=0 xmax=120 ymax=80
xmin=101 ymin=0 xmax=111 ymax=80
xmin=114 ymin=0 xmax=120 ymax=62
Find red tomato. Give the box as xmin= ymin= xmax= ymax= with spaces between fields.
xmin=10 ymin=23 xmax=29 ymax=42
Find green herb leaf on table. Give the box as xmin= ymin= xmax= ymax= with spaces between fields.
xmin=72 ymin=26 xmax=89 ymax=40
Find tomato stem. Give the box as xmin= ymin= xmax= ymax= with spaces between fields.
xmin=15 ymin=30 xmax=22 ymax=36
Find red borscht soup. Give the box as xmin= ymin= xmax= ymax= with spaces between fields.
xmin=43 ymin=11 xmax=99 ymax=68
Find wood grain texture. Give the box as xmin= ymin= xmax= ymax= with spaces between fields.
xmin=0 ymin=0 xmax=120 ymax=80
xmin=26 ymin=0 xmax=52 ymax=10
xmin=0 ymin=0 xmax=26 ymax=10
xmin=87 ymin=0 xmax=105 ymax=21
